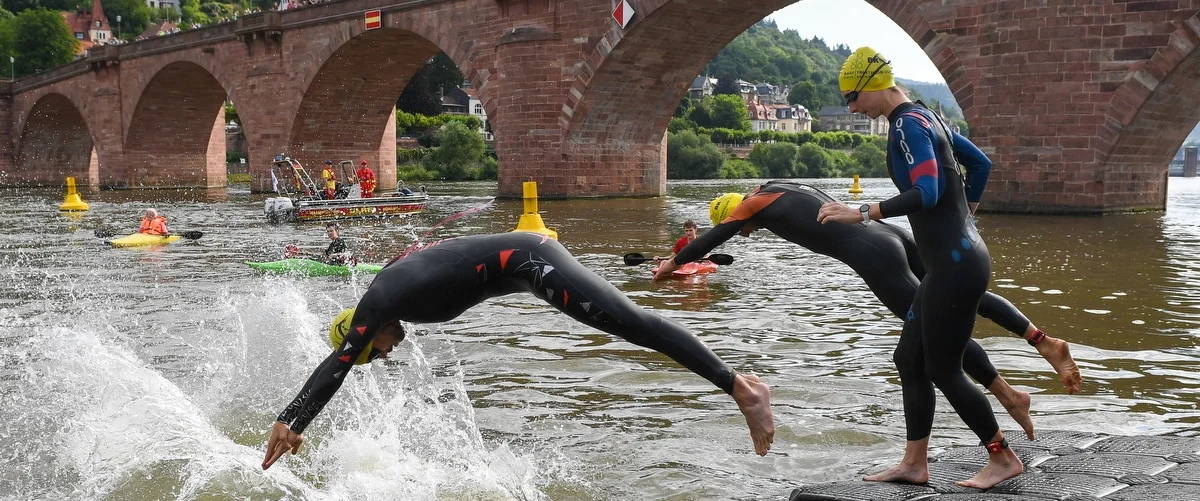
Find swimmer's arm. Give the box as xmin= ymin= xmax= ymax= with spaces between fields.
xmin=275 ymin=350 xmax=356 ymax=434
xmin=952 ymin=131 xmax=992 ymax=208
xmin=880 ymin=117 xmax=939 ymax=217
xmin=673 ymin=221 xmax=741 ymax=266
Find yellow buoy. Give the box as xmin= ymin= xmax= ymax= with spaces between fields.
xmin=58 ymin=177 xmax=90 ymax=211
xmin=848 ymin=174 xmax=864 ymax=194
xmin=512 ymin=181 xmax=558 ymax=240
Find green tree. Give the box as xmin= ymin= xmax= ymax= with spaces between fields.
xmin=710 ymin=94 xmax=751 ymax=131
xmin=106 ymin=0 xmax=153 ymax=37
xmin=667 ymin=117 xmax=696 ymax=133
xmin=179 ymin=0 xmax=209 ymax=25
xmin=788 ymin=81 xmax=823 ymax=110
xmin=398 ymin=52 xmax=463 ymax=116
xmin=422 ymin=121 xmax=485 ymax=180
xmin=850 ymin=142 xmax=887 ymax=177
xmin=796 ymin=142 xmax=837 ymax=178
xmin=667 ymin=130 xmax=724 ymax=179
xmin=11 ymin=8 xmax=76 ymax=76
xmin=720 ymin=158 xmax=762 ymax=179
xmin=748 ymin=142 xmax=798 ymax=178
xmin=223 ymin=101 xmax=239 ymax=124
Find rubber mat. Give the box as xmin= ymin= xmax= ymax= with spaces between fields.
xmin=1102 ymin=482 xmax=1200 ymax=501
xmin=1036 ymin=453 xmax=1172 ymax=478
xmin=931 ymin=446 xmax=1051 ymax=468
xmin=788 ymin=480 xmax=935 ymax=501
xmin=1087 ymin=436 xmax=1200 ymax=457
xmin=1158 ymin=461 xmax=1200 ymax=484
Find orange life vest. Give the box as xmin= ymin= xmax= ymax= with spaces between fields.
xmin=139 ymin=216 xmax=169 ymax=235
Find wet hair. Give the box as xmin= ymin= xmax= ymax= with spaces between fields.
xmin=325 ymin=222 xmax=340 ymax=230
xmin=683 ymin=219 xmax=697 ymax=229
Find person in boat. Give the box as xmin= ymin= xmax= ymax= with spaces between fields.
xmin=289 ymin=222 xmax=352 ymax=265
xmin=261 ymin=232 xmax=775 ymax=470
xmin=321 ymin=160 xmax=337 ymax=200
xmin=138 ymin=208 xmax=170 ymax=236
xmin=653 ymin=219 xmax=699 ymax=263
xmin=355 ymin=160 xmax=377 ymax=198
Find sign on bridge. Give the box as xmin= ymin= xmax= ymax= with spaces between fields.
xmin=612 ymin=0 xmax=634 ymax=29
xmin=365 ymin=10 xmax=382 ymax=30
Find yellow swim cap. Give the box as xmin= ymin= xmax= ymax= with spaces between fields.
xmin=328 ymin=308 xmax=373 ymax=365
xmin=709 ymin=193 xmax=745 ymax=226
xmin=839 ymin=47 xmax=895 ymax=93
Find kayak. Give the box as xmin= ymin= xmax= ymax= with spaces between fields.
xmin=245 ymin=258 xmax=384 ymax=277
xmin=656 ymin=261 xmax=719 ymax=278
xmin=108 ymin=233 xmax=182 ymax=248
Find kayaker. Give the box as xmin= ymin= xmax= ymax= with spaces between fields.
xmin=137 ymin=208 xmax=170 ymax=236
xmin=653 ymin=219 xmax=699 ymax=262
xmin=288 ymin=222 xmax=352 ymax=265
xmin=261 ymin=232 xmax=775 ymax=470
xmin=355 ymin=160 xmax=376 ymax=198
xmin=321 ymin=160 xmax=337 ymax=200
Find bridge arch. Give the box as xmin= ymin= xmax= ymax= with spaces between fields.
xmin=15 ymin=93 xmax=98 ymax=187
xmin=124 ymin=61 xmax=230 ymax=188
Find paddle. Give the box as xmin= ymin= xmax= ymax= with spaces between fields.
xmin=94 ymin=226 xmax=203 ymax=240
xmin=622 ymin=252 xmax=734 ymax=266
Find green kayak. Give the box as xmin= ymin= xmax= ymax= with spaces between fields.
xmin=244 ymin=258 xmax=384 ymax=277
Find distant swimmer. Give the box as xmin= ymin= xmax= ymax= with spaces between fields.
xmin=817 ymin=47 xmax=1020 ymax=488
xmin=262 ymin=232 xmax=774 ymax=470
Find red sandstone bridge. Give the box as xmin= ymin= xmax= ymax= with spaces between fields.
xmin=0 ymin=0 xmax=1198 ymax=213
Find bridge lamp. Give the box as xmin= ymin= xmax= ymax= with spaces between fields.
xmin=116 ymin=15 xmax=121 ymax=40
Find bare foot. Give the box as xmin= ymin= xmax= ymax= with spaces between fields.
xmin=996 ymin=389 xmax=1034 ymax=440
xmin=1036 ymin=336 xmax=1082 ymax=394
xmin=732 ymin=374 xmax=775 ymax=456
xmin=956 ymin=447 xmax=1023 ymax=489
xmin=864 ymin=463 xmax=929 ymax=484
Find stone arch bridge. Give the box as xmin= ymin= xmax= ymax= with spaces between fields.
xmin=0 ymin=0 xmax=1198 ymax=213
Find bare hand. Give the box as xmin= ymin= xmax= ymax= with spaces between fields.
xmin=262 ymin=421 xmax=304 ymax=470
xmin=816 ymin=202 xmax=862 ymax=225
xmin=652 ymin=260 xmax=678 ymax=280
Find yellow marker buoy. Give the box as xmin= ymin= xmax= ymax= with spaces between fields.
xmin=512 ymin=181 xmax=558 ymax=240
xmin=59 ymin=177 xmax=90 ymax=211
xmin=848 ymin=174 xmax=864 ymax=194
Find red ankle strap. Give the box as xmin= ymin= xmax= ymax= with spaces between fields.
xmin=1026 ymin=329 xmax=1046 ymax=346
xmin=985 ymin=438 xmax=1009 ymax=454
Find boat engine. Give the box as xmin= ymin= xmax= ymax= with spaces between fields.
xmin=264 ymin=197 xmax=297 ymax=223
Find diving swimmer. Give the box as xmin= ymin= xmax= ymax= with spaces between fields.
xmin=262 ymin=232 xmax=775 ymax=470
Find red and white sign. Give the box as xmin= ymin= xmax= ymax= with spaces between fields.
xmin=612 ymin=0 xmax=634 ymax=29
xmin=364 ymin=10 xmax=382 ymax=30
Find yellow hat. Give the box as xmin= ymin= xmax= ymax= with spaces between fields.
xmin=328 ymin=308 xmax=373 ymax=365
xmin=709 ymin=193 xmax=745 ymax=226
xmin=838 ymin=47 xmax=895 ymax=93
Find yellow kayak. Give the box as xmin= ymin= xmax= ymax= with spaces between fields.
xmin=107 ymin=233 xmax=182 ymax=248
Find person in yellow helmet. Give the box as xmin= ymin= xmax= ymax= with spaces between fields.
xmin=813 ymin=47 xmax=1020 ymax=488
xmin=262 ymin=232 xmax=775 ymax=470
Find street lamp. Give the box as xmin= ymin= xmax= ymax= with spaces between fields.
xmin=8 ymin=56 xmax=13 ymax=80
xmin=116 ymin=15 xmax=121 ymax=41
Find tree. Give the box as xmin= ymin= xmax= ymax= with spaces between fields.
xmin=796 ymin=142 xmax=837 ymax=178
xmin=748 ymin=142 xmax=798 ymax=178
xmin=720 ymin=158 xmax=762 ymax=179
xmin=180 ymin=0 xmax=209 ymax=26
xmin=850 ymin=142 xmax=887 ymax=177
xmin=422 ymin=121 xmax=485 ymax=180
xmin=709 ymin=94 xmax=751 ymax=131
xmin=667 ymin=130 xmax=724 ymax=179
xmin=11 ymin=8 xmax=76 ymax=76
xmin=106 ymin=0 xmax=153 ymax=37
xmin=398 ymin=52 xmax=464 ymax=116
xmin=788 ymin=81 xmax=823 ymax=111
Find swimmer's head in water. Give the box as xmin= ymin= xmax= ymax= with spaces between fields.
xmin=709 ymin=193 xmax=745 ymax=226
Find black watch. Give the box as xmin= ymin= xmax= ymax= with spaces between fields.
xmin=859 ymin=203 xmax=871 ymax=223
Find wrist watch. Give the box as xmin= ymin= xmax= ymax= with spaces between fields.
xmin=859 ymin=203 xmax=871 ymax=223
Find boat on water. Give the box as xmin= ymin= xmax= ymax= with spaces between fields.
xmin=264 ymin=157 xmax=429 ymax=223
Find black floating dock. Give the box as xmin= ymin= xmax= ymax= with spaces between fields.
xmin=789 ymin=431 xmax=1200 ymax=501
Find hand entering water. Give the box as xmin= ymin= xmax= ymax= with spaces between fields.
xmin=262 ymin=421 xmax=304 ymax=470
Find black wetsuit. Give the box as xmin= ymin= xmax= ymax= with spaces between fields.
xmin=277 ymin=232 xmax=736 ymax=434
xmin=879 ymin=102 xmax=996 ymax=443
xmin=323 ymin=238 xmax=348 ymax=265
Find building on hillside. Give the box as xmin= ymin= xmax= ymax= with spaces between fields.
xmin=734 ymin=79 xmax=756 ymax=102
xmin=747 ymin=97 xmax=773 ymax=132
xmin=441 ymin=87 xmax=493 ymax=140
xmin=688 ymin=75 xmax=718 ymax=99
xmin=61 ymin=0 xmax=113 ymax=57
xmin=755 ymin=82 xmax=789 ymax=105
xmin=773 ymin=104 xmax=812 ymax=133
xmin=146 ymin=0 xmax=182 ymax=10
xmin=817 ymin=106 xmax=888 ymax=136
xmin=138 ymin=20 xmax=179 ymax=39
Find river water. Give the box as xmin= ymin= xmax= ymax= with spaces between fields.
xmin=1 ymin=177 xmax=1198 ymax=500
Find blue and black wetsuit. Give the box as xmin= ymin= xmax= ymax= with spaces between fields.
xmin=277 ymin=232 xmax=737 ymax=434
xmin=673 ymin=181 xmax=1029 ymax=390
xmin=879 ymin=101 xmax=997 ymax=443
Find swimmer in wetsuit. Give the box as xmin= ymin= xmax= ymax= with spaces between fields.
xmin=262 ymin=232 xmax=775 ymax=470
xmin=815 ymin=47 xmax=1023 ymax=488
